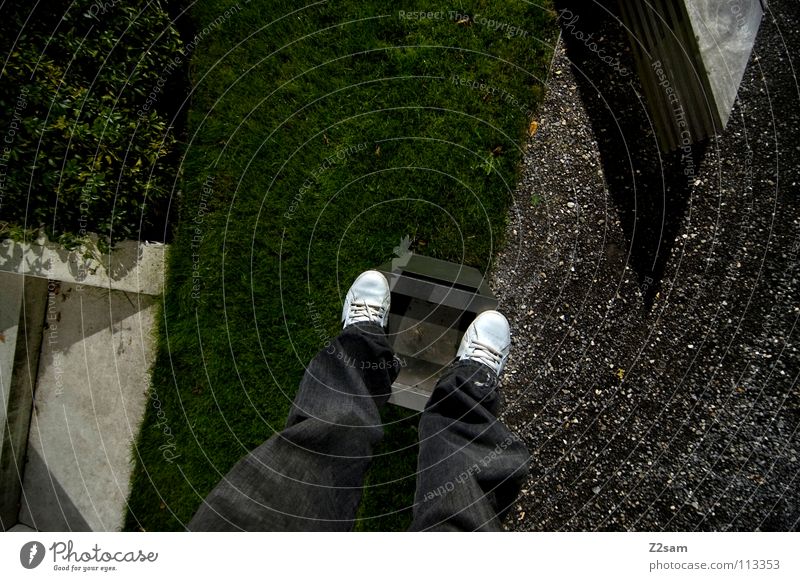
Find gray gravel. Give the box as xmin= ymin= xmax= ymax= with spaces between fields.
xmin=492 ymin=1 xmax=799 ymax=531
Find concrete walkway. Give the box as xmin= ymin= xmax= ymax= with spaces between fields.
xmin=0 ymin=240 xmax=164 ymax=531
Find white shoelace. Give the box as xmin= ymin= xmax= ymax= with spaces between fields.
xmin=348 ymin=300 xmax=386 ymax=324
xmin=465 ymin=339 xmax=504 ymax=371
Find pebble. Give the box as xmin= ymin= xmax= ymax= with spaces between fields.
xmin=489 ymin=4 xmax=798 ymax=532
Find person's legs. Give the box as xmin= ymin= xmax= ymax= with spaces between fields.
xmin=189 ymin=272 xmax=396 ymax=531
xmin=409 ymin=312 xmax=531 ymax=531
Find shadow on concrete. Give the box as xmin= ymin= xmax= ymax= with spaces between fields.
xmin=554 ymin=0 xmax=708 ymax=309
xmin=38 ymin=283 xmax=157 ymax=357
xmin=18 ymin=447 xmax=91 ymax=531
xmin=0 ymin=239 xmax=153 ymax=287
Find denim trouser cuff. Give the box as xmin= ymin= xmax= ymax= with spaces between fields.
xmin=189 ymin=321 xmax=530 ymax=531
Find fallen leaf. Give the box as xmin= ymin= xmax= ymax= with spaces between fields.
xmin=528 ymin=120 xmax=539 ymax=137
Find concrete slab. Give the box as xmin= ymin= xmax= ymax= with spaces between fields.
xmin=18 ymin=282 xmax=158 ymax=531
xmin=685 ymin=0 xmax=763 ymax=127
xmin=8 ymin=523 xmax=37 ymax=532
xmin=618 ymin=0 xmax=762 ymax=149
xmin=0 ymin=274 xmax=47 ymax=530
xmin=0 ymin=238 xmax=165 ymax=295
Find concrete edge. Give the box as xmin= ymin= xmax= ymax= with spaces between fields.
xmin=0 ymin=277 xmax=47 ymax=530
xmin=0 ymin=238 xmax=166 ymax=296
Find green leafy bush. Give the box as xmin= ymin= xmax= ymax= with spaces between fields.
xmin=0 ymin=0 xmax=183 ymax=251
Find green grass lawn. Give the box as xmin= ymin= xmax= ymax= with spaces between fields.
xmin=125 ymin=0 xmax=557 ymax=531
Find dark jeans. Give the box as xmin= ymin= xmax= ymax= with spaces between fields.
xmin=188 ymin=322 xmax=530 ymax=531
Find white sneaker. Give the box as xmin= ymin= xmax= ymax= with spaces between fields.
xmin=456 ymin=310 xmax=511 ymax=376
xmin=341 ymin=270 xmax=391 ymax=328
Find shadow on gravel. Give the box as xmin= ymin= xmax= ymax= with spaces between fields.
xmin=554 ymin=0 xmax=708 ymax=309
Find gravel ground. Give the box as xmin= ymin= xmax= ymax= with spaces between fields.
xmin=492 ymin=1 xmax=799 ymax=531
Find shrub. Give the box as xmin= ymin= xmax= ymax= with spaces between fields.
xmin=0 ymin=0 xmax=184 ymax=251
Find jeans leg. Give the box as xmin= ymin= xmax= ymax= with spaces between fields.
xmin=409 ymin=361 xmax=531 ymax=531
xmin=188 ymin=322 xmax=397 ymax=531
